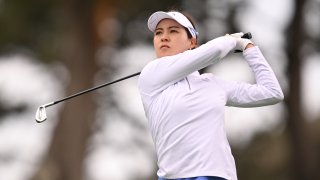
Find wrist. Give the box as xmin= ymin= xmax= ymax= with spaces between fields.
xmin=245 ymin=43 xmax=254 ymax=50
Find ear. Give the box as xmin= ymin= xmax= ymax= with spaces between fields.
xmin=190 ymin=38 xmax=197 ymax=49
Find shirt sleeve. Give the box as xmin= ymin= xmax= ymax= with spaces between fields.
xmin=139 ymin=36 xmax=236 ymax=96
xmin=218 ymin=46 xmax=284 ymax=107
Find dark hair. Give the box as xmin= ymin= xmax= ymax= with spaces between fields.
xmin=167 ymin=10 xmax=198 ymax=39
xmin=183 ymin=14 xmax=197 ymax=39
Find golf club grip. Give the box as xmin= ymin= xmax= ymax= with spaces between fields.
xmin=234 ymin=32 xmax=252 ymax=53
xmin=242 ymin=32 xmax=252 ymax=39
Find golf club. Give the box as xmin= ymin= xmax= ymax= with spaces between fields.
xmin=35 ymin=32 xmax=252 ymax=123
xmin=35 ymin=72 xmax=141 ymax=123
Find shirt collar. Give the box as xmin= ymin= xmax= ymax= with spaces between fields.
xmin=188 ymin=71 xmax=200 ymax=77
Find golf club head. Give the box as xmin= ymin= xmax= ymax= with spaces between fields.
xmin=35 ymin=106 xmax=47 ymax=123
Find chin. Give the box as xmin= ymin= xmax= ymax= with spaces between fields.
xmin=157 ymin=52 xmax=175 ymax=58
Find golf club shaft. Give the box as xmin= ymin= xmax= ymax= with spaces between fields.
xmin=50 ymin=72 xmax=141 ymax=106
xmin=45 ymin=32 xmax=252 ymax=107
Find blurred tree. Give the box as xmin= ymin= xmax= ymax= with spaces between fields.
xmin=31 ymin=0 xmax=98 ymax=179
xmin=0 ymin=0 xmax=58 ymax=60
xmin=285 ymin=0 xmax=319 ymax=179
xmin=234 ymin=130 xmax=291 ymax=180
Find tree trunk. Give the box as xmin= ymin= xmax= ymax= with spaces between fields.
xmin=32 ymin=0 xmax=98 ymax=180
xmin=285 ymin=0 xmax=316 ymax=179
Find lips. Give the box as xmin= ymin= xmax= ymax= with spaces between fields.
xmin=160 ymin=45 xmax=170 ymax=49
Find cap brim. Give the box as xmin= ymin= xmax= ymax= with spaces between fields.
xmin=147 ymin=11 xmax=198 ymax=39
xmin=147 ymin=11 xmax=176 ymax=32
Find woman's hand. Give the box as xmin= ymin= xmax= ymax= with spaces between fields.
xmin=226 ymin=32 xmax=254 ymax=51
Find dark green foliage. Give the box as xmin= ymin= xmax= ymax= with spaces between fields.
xmin=0 ymin=0 xmax=58 ymax=59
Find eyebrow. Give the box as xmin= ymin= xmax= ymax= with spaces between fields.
xmin=155 ymin=26 xmax=181 ymax=31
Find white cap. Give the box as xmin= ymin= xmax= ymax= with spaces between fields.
xmin=147 ymin=11 xmax=198 ymax=38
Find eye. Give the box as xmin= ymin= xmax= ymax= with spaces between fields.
xmin=155 ymin=31 xmax=162 ymax=36
xmin=170 ymin=29 xmax=178 ymax=33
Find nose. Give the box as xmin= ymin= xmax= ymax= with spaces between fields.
xmin=161 ymin=32 xmax=169 ymax=42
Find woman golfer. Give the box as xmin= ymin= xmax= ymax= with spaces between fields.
xmin=138 ymin=10 xmax=284 ymax=180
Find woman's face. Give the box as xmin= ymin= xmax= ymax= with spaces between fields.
xmin=153 ymin=19 xmax=196 ymax=58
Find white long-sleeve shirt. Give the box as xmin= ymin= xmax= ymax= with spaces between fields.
xmin=138 ymin=36 xmax=284 ymax=180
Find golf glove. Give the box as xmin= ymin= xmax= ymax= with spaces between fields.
xmin=229 ymin=32 xmax=254 ymax=51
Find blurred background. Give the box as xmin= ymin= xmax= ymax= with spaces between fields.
xmin=0 ymin=0 xmax=319 ymax=179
